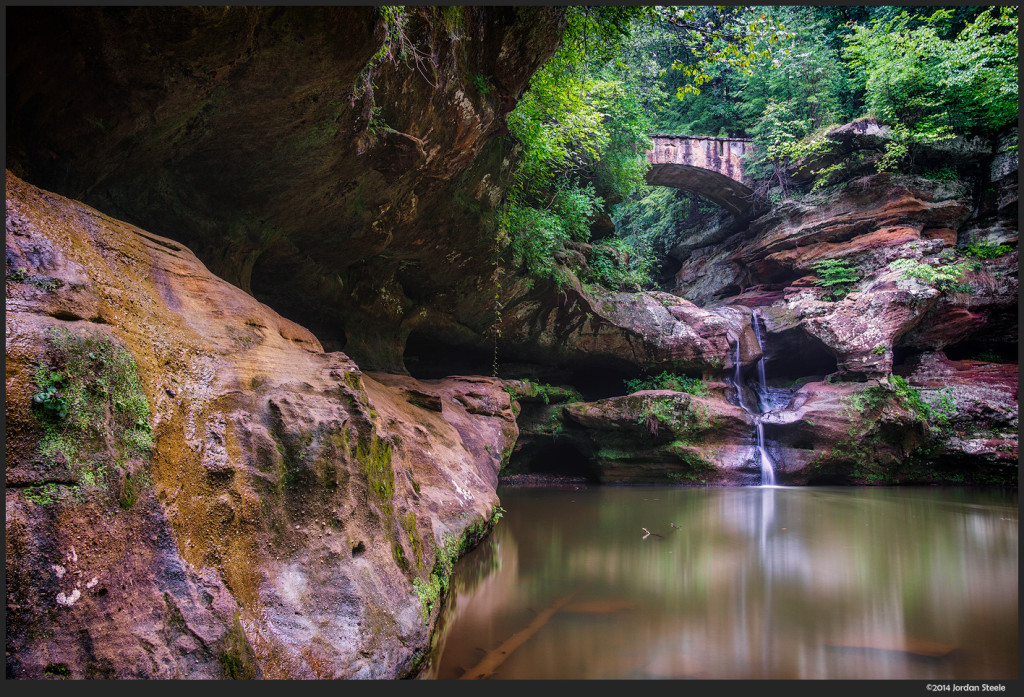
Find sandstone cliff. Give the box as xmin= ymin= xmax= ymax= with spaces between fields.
xmin=6 ymin=172 xmax=517 ymax=678
xmin=7 ymin=6 xmax=564 ymax=373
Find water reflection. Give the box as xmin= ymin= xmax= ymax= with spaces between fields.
xmin=421 ymin=486 xmax=1017 ymax=680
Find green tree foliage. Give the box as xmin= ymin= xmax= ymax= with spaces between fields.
xmin=501 ymin=5 xmax=1017 ymax=292
xmin=611 ymin=186 xmax=721 ymax=272
xmin=843 ymin=6 xmax=1017 ymax=144
xmin=499 ymin=6 xmax=660 ymax=286
xmin=649 ymin=6 xmax=794 ymax=136
xmin=739 ymin=7 xmax=858 ymax=186
xmin=499 ymin=6 xmax=779 ymax=289
xmin=659 ymin=6 xmax=788 ymax=101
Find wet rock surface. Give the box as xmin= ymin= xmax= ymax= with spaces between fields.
xmin=5 ymin=173 xmax=518 ymax=678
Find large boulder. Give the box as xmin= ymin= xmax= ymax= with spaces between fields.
xmin=759 ymin=371 xmax=1015 ymax=486
xmin=5 ymin=172 xmax=518 ymax=678
xmin=515 ymin=390 xmax=758 ymax=485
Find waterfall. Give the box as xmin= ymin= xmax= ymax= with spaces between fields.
xmin=752 ymin=310 xmax=768 ymax=411
xmin=755 ymin=419 xmax=777 ymax=486
xmin=733 ymin=341 xmax=747 ymax=412
xmin=732 ymin=310 xmax=778 ymax=487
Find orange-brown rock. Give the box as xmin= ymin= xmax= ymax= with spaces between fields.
xmin=5 ymin=172 xmax=518 ymax=678
xmin=673 ymin=174 xmax=974 ymax=306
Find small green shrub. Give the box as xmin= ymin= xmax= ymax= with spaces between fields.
xmin=32 ymin=374 xmax=69 ymax=421
xmin=505 ymin=379 xmax=582 ymax=405
xmin=23 ymin=482 xmax=69 ymax=506
xmin=624 ymin=371 xmax=708 ymax=396
xmin=920 ymin=164 xmax=959 ymax=182
xmin=889 ymin=375 xmax=932 ymax=421
xmin=44 ymin=663 xmax=71 ymax=678
xmin=810 ymin=161 xmax=848 ymax=192
xmin=584 ymin=237 xmax=655 ymax=291
xmin=963 ymin=242 xmax=1013 ymax=259
xmin=811 ymin=259 xmax=862 ymax=300
xmin=973 ymin=349 xmax=1002 ymax=362
xmin=889 ymin=257 xmax=972 ymax=293
xmin=473 ymin=74 xmax=491 ymax=96
xmin=637 ymin=399 xmax=677 ymax=436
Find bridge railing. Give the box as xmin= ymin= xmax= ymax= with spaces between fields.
xmin=649 ymin=134 xmax=753 ymax=142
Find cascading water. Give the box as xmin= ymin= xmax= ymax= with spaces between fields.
xmin=731 ymin=310 xmax=777 ymax=486
xmin=733 ymin=341 xmax=747 ymax=412
xmin=754 ymin=419 xmax=776 ymax=486
xmin=752 ymin=310 xmax=768 ymax=409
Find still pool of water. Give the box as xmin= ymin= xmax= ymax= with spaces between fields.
xmin=419 ymin=486 xmax=1017 ymax=680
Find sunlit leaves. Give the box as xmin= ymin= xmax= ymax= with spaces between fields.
xmin=500 ymin=6 xmax=658 ymax=285
xmin=843 ymin=6 xmax=1017 ymax=138
xmin=661 ymin=5 xmax=792 ymax=95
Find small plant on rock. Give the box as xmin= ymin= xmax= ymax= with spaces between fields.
xmin=811 ymin=259 xmax=861 ymax=300
xmin=30 ymin=326 xmax=153 ymax=497
xmin=963 ymin=242 xmax=1013 ymax=259
xmin=625 ymin=371 xmax=708 ymax=396
xmin=32 ymin=370 xmax=70 ymax=421
xmin=889 ymin=257 xmax=972 ymax=293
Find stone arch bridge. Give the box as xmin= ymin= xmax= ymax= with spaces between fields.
xmin=646 ymin=135 xmax=758 ymax=218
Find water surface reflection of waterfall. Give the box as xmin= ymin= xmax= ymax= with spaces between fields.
xmin=422 ymin=486 xmax=1020 ymax=679
xmin=732 ymin=310 xmax=776 ymax=486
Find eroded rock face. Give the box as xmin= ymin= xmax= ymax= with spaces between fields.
xmin=6 ymin=172 xmax=518 ymax=678
xmin=7 ymin=6 xmax=564 ymax=373
xmin=898 ymin=352 xmax=1018 ymax=470
xmin=675 ymin=169 xmax=1017 ymax=382
xmin=496 ymin=279 xmax=734 ymax=375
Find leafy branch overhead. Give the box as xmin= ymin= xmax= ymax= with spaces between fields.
xmin=660 ymin=6 xmax=791 ymax=98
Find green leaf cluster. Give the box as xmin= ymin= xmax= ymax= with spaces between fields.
xmin=963 ymin=242 xmax=1013 ymax=259
xmin=889 ymin=257 xmax=972 ymax=293
xmin=624 ymin=371 xmax=708 ymax=397
xmin=499 ymin=7 xmax=661 ymax=287
xmin=811 ymin=259 xmax=862 ymax=300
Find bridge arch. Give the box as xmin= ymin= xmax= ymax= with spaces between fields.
xmin=645 ymin=135 xmax=758 ymax=219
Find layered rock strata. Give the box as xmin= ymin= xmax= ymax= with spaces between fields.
xmin=5 ymin=172 xmax=517 ymax=678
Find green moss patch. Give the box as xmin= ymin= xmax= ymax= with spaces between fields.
xmin=220 ymin=611 xmax=257 ymax=679
xmin=30 ymin=326 xmax=153 ymax=497
xmin=412 ymin=507 xmax=504 ymax=623
xmin=356 ymin=434 xmax=394 ymax=504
